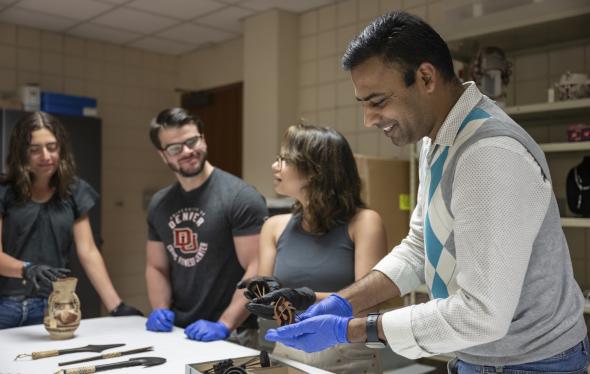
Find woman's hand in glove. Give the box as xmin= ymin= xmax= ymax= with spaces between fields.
xmin=22 ymin=263 xmax=70 ymax=291
xmin=237 ymin=276 xmax=282 ymax=300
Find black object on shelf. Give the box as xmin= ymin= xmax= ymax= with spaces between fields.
xmin=566 ymin=156 xmax=590 ymax=218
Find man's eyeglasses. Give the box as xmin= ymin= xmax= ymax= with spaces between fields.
xmin=162 ymin=135 xmax=203 ymax=156
xmin=28 ymin=142 xmax=59 ymax=155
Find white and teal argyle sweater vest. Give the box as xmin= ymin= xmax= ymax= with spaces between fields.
xmin=423 ymin=105 xmax=493 ymax=298
xmin=422 ymin=96 xmax=586 ymax=365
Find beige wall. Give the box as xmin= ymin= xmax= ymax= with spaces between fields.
xmin=243 ymin=10 xmax=299 ymax=197
xmin=177 ymin=37 xmax=243 ymax=92
xmin=0 ymin=22 xmax=178 ymax=314
xmin=296 ymin=0 xmax=414 ymax=160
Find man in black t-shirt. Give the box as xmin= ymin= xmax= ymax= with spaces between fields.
xmin=145 ymin=108 xmax=267 ymax=347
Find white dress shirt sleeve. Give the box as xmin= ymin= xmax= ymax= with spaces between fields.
xmin=373 ymin=140 xmax=428 ymax=295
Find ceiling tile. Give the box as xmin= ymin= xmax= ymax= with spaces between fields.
xmin=238 ymin=0 xmax=273 ymax=11
xmin=95 ymin=0 xmax=129 ymax=3
xmin=131 ymin=36 xmax=194 ymax=55
xmin=128 ymin=0 xmax=225 ymax=20
xmin=93 ymin=7 xmax=178 ymax=34
xmin=218 ymin=0 xmax=244 ymax=4
xmin=0 ymin=7 xmax=77 ymax=31
xmin=282 ymin=0 xmax=338 ymax=12
xmin=157 ymin=22 xmax=236 ymax=45
xmin=240 ymin=0 xmax=337 ymax=12
xmin=17 ymin=0 xmax=112 ymax=21
xmin=68 ymin=22 xmax=140 ymax=44
xmin=195 ymin=6 xmax=253 ymax=32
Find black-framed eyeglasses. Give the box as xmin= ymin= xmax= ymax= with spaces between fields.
xmin=28 ymin=142 xmax=59 ymax=155
xmin=162 ymin=135 xmax=203 ymax=156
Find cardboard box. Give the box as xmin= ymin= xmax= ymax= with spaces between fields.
xmin=355 ymin=154 xmax=411 ymax=310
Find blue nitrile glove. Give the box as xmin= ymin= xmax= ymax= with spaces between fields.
xmin=298 ymin=294 xmax=352 ymax=321
xmin=145 ymin=308 xmax=175 ymax=332
xmin=265 ymin=314 xmax=352 ymax=353
xmin=184 ymin=320 xmax=230 ymax=341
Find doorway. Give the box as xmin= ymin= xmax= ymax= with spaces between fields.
xmin=181 ymin=82 xmax=243 ymax=177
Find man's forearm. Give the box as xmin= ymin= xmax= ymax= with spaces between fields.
xmin=339 ymin=270 xmax=401 ymax=315
xmin=146 ymin=267 xmax=172 ymax=309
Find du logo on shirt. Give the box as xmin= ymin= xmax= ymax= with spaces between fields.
xmin=166 ymin=207 xmax=208 ymax=267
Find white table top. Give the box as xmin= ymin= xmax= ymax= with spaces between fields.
xmin=0 ymin=316 xmax=331 ymax=374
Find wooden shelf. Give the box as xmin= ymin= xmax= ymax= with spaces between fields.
xmin=561 ymin=218 xmax=590 ymax=228
xmin=442 ymin=1 xmax=590 ymax=61
xmin=504 ymin=98 xmax=590 ymax=121
xmin=539 ymin=142 xmax=590 ymax=153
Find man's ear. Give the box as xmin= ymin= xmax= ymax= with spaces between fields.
xmin=416 ymin=62 xmax=436 ymax=93
xmin=157 ymin=150 xmax=167 ymax=164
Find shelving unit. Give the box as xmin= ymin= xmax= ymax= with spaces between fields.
xmin=440 ymin=0 xmax=590 ymax=61
xmin=502 ymin=98 xmax=590 ymax=229
xmin=561 ymin=218 xmax=590 ymax=228
xmin=504 ymin=98 xmax=590 ymax=122
xmin=539 ymin=142 xmax=590 ymax=153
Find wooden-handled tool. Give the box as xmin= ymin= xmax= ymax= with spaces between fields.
xmin=53 ymin=356 xmax=166 ymax=374
xmin=15 ymin=344 xmax=125 ymax=361
xmin=58 ymin=346 xmax=153 ymax=366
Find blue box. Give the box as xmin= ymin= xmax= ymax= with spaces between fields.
xmin=40 ymin=103 xmax=84 ymax=116
xmin=41 ymin=92 xmax=97 ymax=108
xmin=40 ymin=92 xmax=97 ymax=116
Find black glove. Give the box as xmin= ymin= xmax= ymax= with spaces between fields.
xmin=110 ymin=302 xmax=144 ymax=317
xmin=237 ymin=276 xmax=282 ymax=301
xmin=246 ymin=287 xmax=316 ymax=320
xmin=22 ymin=263 xmax=70 ymax=291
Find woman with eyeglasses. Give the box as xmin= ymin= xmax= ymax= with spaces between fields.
xmin=0 ymin=111 xmax=141 ymax=329
xmin=241 ymin=123 xmax=388 ymax=373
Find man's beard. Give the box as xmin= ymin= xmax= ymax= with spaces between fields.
xmin=167 ymin=151 xmax=207 ymax=178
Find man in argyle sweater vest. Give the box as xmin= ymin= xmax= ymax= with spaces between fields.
xmin=264 ymin=11 xmax=588 ymax=373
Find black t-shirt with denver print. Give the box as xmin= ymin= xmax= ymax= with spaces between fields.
xmin=147 ymin=168 xmax=267 ymax=328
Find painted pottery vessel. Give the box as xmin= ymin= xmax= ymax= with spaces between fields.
xmin=44 ymin=277 xmax=81 ymax=340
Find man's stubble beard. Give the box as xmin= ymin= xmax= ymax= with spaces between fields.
xmin=167 ymin=151 xmax=208 ymax=178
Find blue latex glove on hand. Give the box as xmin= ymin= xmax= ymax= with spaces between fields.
xmin=298 ymin=294 xmax=353 ymax=321
xmin=184 ymin=320 xmax=230 ymax=341
xmin=146 ymin=308 xmax=175 ymax=332
xmin=265 ymin=314 xmax=352 ymax=353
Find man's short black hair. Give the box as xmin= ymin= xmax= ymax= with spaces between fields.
xmin=149 ymin=108 xmax=204 ymax=149
xmin=342 ymin=11 xmax=457 ymax=86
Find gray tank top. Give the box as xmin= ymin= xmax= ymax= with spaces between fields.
xmin=273 ymin=214 xmax=355 ymax=292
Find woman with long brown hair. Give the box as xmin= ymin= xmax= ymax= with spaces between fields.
xmin=0 ymin=111 xmax=140 ymax=329
xmin=241 ymin=123 xmax=388 ymax=373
